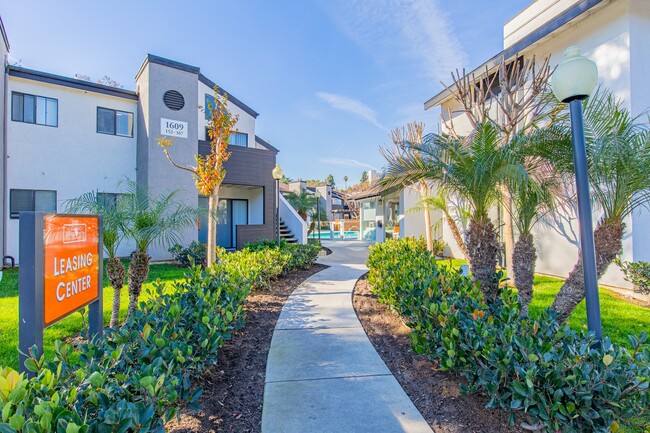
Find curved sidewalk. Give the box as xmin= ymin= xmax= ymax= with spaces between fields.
xmin=261 ymin=241 xmax=433 ymax=433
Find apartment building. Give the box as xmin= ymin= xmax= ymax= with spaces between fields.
xmin=425 ymin=0 xmax=650 ymax=288
xmin=1 ymin=17 xmax=282 ymax=261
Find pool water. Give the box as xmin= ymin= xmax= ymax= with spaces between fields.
xmin=308 ymin=230 xmax=359 ymax=240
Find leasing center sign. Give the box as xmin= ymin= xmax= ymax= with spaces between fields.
xmin=43 ymin=215 xmax=100 ymax=326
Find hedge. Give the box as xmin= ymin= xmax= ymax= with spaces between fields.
xmin=367 ymin=237 xmax=650 ymax=433
xmin=0 ymin=242 xmax=319 ymax=432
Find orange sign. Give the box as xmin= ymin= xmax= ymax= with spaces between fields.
xmin=43 ymin=215 xmax=100 ymax=326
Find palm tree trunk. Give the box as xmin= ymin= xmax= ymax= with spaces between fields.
xmin=551 ymin=218 xmax=624 ymax=322
xmin=207 ymin=187 xmax=220 ymax=266
xmin=308 ymin=221 xmax=315 ymax=235
xmin=502 ymin=191 xmax=516 ymax=286
xmin=106 ymin=256 xmax=125 ymax=327
xmin=445 ymin=212 xmax=469 ymax=263
xmin=465 ymin=218 xmax=499 ymax=297
xmin=513 ymin=233 xmax=536 ymax=317
xmin=126 ymin=250 xmax=150 ymax=319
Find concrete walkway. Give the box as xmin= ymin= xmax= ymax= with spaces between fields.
xmin=261 ymin=241 xmax=433 ymax=433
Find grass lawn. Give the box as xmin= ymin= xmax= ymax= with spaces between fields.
xmin=0 ymin=261 xmax=187 ymax=369
xmin=439 ymin=258 xmax=649 ymax=347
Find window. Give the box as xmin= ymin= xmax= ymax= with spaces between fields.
xmin=228 ymin=132 xmax=248 ymax=147
xmin=10 ymin=189 xmax=57 ymax=218
xmin=97 ymin=107 xmax=133 ymax=137
xmin=205 ymin=94 xmax=215 ymax=119
xmin=11 ymin=92 xmax=58 ymax=126
xmin=97 ymin=192 xmax=123 ymax=208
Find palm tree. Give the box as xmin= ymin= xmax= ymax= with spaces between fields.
xmin=120 ymin=180 xmax=196 ymax=319
xmin=544 ymin=89 xmax=650 ymax=321
xmin=343 ymin=175 xmax=348 ymax=189
xmin=308 ymin=207 xmax=328 ymax=235
xmin=418 ymin=191 xmax=470 ymax=263
xmin=383 ymin=123 xmax=529 ymax=297
xmin=66 ymin=191 xmax=127 ymax=327
xmin=285 ymin=189 xmax=316 ymax=221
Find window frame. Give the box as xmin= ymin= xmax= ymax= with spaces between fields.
xmin=11 ymin=92 xmax=58 ymax=127
xmin=10 ymin=189 xmax=57 ymax=219
xmin=96 ymin=106 xmax=134 ymax=137
xmin=228 ymin=132 xmax=249 ymax=148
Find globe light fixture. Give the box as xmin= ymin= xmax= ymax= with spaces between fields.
xmin=272 ymin=164 xmax=283 ymax=247
xmin=551 ymin=46 xmax=602 ymax=342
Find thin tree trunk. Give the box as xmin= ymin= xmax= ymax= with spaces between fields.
xmin=502 ymin=188 xmax=516 ymax=286
xmin=126 ymin=250 xmax=150 ymax=320
xmin=551 ymin=219 xmax=624 ymax=322
xmin=465 ymin=218 xmax=499 ymax=297
xmin=513 ymin=233 xmax=536 ymax=317
xmin=207 ymin=187 xmax=220 ymax=266
xmin=419 ymin=181 xmax=433 ymax=252
xmin=106 ymin=256 xmax=125 ymax=327
xmin=445 ymin=212 xmax=470 ymax=263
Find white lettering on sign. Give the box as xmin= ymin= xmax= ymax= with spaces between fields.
xmin=160 ymin=118 xmax=188 ymax=138
xmin=53 ymin=253 xmax=94 ymax=277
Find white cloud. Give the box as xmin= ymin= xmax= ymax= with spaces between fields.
xmin=316 ymin=92 xmax=385 ymax=129
xmin=324 ymin=0 xmax=468 ymax=86
xmin=319 ymin=157 xmax=379 ymax=171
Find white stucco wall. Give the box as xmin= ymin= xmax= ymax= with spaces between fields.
xmin=6 ymin=76 xmax=137 ymax=260
xmin=197 ymin=81 xmax=259 ymax=148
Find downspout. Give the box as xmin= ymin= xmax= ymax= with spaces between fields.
xmin=2 ymin=55 xmax=8 ymax=257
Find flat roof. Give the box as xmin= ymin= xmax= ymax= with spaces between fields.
xmin=7 ymin=66 xmax=139 ymax=100
xmin=424 ymin=0 xmax=605 ymax=110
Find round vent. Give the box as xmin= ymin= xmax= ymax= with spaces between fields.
xmin=163 ymin=90 xmax=185 ymax=111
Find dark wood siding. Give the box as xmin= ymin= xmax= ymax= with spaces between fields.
xmin=199 ymin=141 xmax=277 ymax=249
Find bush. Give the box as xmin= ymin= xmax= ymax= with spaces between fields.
xmin=169 ymin=241 xmax=207 ymax=267
xmin=367 ymin=238 xmax=650 ymax=433
xmin=219 ymin=246 xmax=290 ymax=290
xmin=244 ymin=239 xmax=321 ymax=273
xmin=431 ymin=239 xmax=447 ymax=257
xmin=615 ymin=258 xmax=650 ymax=295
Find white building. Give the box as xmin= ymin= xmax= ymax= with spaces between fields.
xmin=0 ymin=17 xmax=304 ymax=263
xmin=424 ymin=0 xmax=650 ymax=288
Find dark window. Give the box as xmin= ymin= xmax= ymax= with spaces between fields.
xmin=97 ymin=192 xmax=123 ymax=208
xmin=228 ymin=132 xmax=248 ymax=148
xmin=11 ymin=92 xmax=57 ymax=126
xmin=97 ymin=107 xmax=133 ymax=137
xmin=10 ymin=189 xmax=57 ymax=218
xmin=205 ymin=94 xmax=215 ymax=119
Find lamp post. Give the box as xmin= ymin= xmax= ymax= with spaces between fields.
xmin=272 ymin=163 xmax=284 ymax=248
xmin=315 ymin=190 xmax=321 ymax=241
xmin=551 ymin=46 xmax=602 ymax=342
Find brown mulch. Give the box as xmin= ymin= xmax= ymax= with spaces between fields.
xmin=166 ymin=263 xmax=329 ymax=433
xmin=353 ymin=274 xmax=522 ymax=433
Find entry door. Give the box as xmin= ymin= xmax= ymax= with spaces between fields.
xmin=199 ymin=198 xmax=248 ymax=249
xmin=231 ymin=200 xmax=248 ymax=248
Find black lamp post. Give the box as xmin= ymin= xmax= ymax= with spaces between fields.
xmin=316 ymin=190 xmax=321 ymax=241
xmin=272 ymin=163 xmax=284 ymax=248
xmin=551 ymin=46 xmax=602 ymax=342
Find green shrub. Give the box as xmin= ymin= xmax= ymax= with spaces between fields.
xmin=219 ymin=247 xmax=289 ymax=290
xmin=168 ymin=241 xmax=207 ymax=268
xmin=431 ymin=239 xmax=447 ymax=257
xmin=367 ymin=237 xmax=650 ymax=433
xmin=615 ymin=258 xmax=650 ymax=295
xmin=243 ymin=239 xmax=321 ymax=274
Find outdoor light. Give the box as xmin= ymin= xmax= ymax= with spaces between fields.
xmin=272 ymin=164 xmax=283 ymax=246
xmin=315 ymin=190 xmax=321 ymax=241
xmin=551 ymin=46 xmax=602 ymax=342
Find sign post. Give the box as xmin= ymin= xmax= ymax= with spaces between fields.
xmin=19 ymin=213 xmax=103 ymax=374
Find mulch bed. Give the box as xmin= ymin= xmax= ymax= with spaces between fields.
xmin=353 ymin=274 xmax=522 ymax=433
xmin=166 ymin=263 xmax=329 ymax=433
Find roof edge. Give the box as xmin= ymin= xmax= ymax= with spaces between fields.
xmin=8 ymin=66 xmax=138 ymax=100
xmin=135 ymin=54 xmax=200 ymax=82
xmin=424 ymin=0 xmax=606 ymax=110
xmin=255 ymin=135 xmax=279 ymax=153
xmin=199 ymin=73 xmax=259 ymax=118
xmin=0 ymin=15 xmax=9 ymax=52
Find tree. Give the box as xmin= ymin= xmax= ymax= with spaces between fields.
xmin=545 ymin=89 xmax=650 ymax=321
xmin=284 ymin=189 xmax=317 ymax=221
xmin=381 ymin=122 xmax=435 ymax=252
xmin=343 ymin=175 xmax=348 ymax=189
xmin=360 ymin=171 xmax=368 ymax=183
xmin=281 ymin=174 xmax=292 ymax=184
xmin=308 ymin=207 xmax=328 ymax=235
xmin=120 ymin=180 xmax=196 ymax=319
xmin=418 ymin=191 xmax=470 ymax=262
xmin=158 ymin=88 xmax=238 ymax=266
xmin=441 ymin=55 xmax=554 ymax=287
xmin=325 ymin=174 xmax=335 ymax=187
xmin=383 ymin=123 xmax=529 ymax=297
xmin=65 ymin=191 xmax=127 ymax=327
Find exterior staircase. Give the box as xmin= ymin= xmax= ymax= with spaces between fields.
xmin=279 ymin=218 xmax=299 ymax=244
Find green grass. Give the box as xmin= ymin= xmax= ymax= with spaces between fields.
xmin=0 ymin=260 xmax=187 ymax=369
xmin=438 ymin=259 xmax=649 ymax=347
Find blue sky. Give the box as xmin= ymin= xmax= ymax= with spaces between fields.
xmin=1 ymin=0 xmax=529 ymax=186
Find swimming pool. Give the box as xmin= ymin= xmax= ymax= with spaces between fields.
xmin=308 ymin=230 xmax=359 ymax=240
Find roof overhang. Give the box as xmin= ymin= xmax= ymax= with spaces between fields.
xmin=424 ymin=0 xmax=606 ymax=110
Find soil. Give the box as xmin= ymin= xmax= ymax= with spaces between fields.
xmin=166 ymin=263 xmax=328 ymax=433
xmin=352 ymin=274 xmax=522 ymax=433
